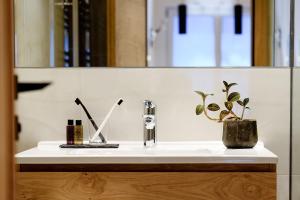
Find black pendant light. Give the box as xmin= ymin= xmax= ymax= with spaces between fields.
xmin=234 ymin=4 xmax=243 ymax=34
xmin=178 ymin=4 xmax=187 ymax=34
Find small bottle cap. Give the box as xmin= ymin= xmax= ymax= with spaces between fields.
xmin=76 ymin=120 xmax=82 ymax=125
xmin=68 ymin=120 xmax=74 ymax=126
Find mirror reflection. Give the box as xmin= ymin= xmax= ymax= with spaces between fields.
xmin=15 ymin=0 xmax=110 ymax=67
xmin=14 ymin=0 xmax=274 ymax=68
xmin=148 ymin=0 xmax=252 ymax=67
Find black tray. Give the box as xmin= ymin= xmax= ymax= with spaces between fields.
xmin=59 ymin=144 xmax=119 ymax=148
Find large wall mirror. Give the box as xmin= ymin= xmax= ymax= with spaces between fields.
xmin=15 ymin=0 xmax=289 ymax=68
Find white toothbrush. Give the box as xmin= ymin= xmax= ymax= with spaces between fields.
xmin=90 ymin=98 xmax=124 ymax=142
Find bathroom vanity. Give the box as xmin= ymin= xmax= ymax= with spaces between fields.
xmin=15 ymin=141 xmax=277 ymax=200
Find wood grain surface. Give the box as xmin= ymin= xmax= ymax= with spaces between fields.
xmin=16 ymin=172 xmax=276 ymax=200
xmin=253 ymin=0 xmax=272 ymax=66
xmin=107 ymin=0 xmax=116 ymax=67
xmin=114 ymin=0 xmax=146 ymax=67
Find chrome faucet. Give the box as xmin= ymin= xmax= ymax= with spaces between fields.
xmin=143 ymin=100 xmax=156 ymax=147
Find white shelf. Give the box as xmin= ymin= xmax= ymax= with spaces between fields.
xmin=15 ymin=141 xmax=278 ymax=164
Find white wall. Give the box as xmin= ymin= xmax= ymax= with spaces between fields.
xmin=16 ymin=68 xmax=290 ymax=199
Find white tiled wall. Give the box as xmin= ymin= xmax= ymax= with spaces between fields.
xmin=16 ymin=68 xmax=290 ymax=199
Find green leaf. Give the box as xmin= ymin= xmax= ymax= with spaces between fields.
xmin=237 ymin=100 xmax=244 ymax=106
xmin=207 ymin=103 xmax=220 ymax=112
xmin=195 ymin=91 xmax=206 ymax=98
xmin=228 ymin=92 xmax=240 ymax=102
xmin=243 ymin=98 xmax=250 ymax=106
xmin=225 ymin=102 xmax=233 ymax=111
xmin=223 ymin=81 xmax=229 ymax=88
xmin=196 ymin=105 xmax=204 ymax=115
xmin=228 ymin=83 xmax=238 ymax=90
xmin=195 ymin=91 xmax=213 ymax=99
xmin=219 ymin=110 xmax=230 ymax=121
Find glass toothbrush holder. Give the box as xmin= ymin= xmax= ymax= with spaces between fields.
xmin=86 ymin=118 xmax=110 ymax=145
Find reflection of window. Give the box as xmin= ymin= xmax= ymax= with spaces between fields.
xmin=173 ymin=16 xmax=215 ymax=67
xmin=221 ymin=15 xmax=251 ymax=67
xmin=171 ymin=13 xmax=251 ymax=67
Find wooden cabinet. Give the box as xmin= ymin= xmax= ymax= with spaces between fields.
xmin=16 ymin=164 xmax=276 ymax=200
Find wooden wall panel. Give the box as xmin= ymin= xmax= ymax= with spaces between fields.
xmin=0 ymin=0 xmax=15 ymax=199
xmin=114 ymin=0 xmax=146 ymax=67
xmin=16 ymin=172 xmax=276 ymax=200
xmin=253 ymin=0 xmax=272 ymax=66
xmin=14 ymin=0 xmax=50 ymax=67
xmin=107 ymin=0 xmax=116 ymax=67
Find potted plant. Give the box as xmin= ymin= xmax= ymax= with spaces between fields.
xmin=195 ymin=81 xmax=258 ymax=149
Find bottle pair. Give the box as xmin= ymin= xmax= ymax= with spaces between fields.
xmin=66 ymin=120 xmax=83 ymax=145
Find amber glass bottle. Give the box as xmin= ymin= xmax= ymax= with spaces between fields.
xmin=74 ymin=120 xmax=83 ymax=145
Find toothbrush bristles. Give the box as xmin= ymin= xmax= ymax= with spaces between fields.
xmin=75 ymin=98 xmax=82 ymax=105
xmin=118 ymin=99 xmax=124 ymax=105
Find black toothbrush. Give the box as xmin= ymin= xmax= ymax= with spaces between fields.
xmin=75 ymin=98 xmax=107 ymax=143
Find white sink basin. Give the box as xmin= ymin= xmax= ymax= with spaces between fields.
xmin=116 ymin=142 xmax=212 ymax=154
xmin=34 ymin=141 xmax=214 ymax=156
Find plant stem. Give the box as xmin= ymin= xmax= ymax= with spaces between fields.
xmin=241 ymin=107 xmax=245 ymax=120
xmin=230 ymin=111 xmax=240 ymax=119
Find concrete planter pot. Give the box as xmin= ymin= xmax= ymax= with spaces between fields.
xmin=222 ymin=120 xmax=258 ymax=149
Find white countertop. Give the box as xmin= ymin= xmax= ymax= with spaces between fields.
xmin=15 ymin=141 xmax=278 ymax=164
